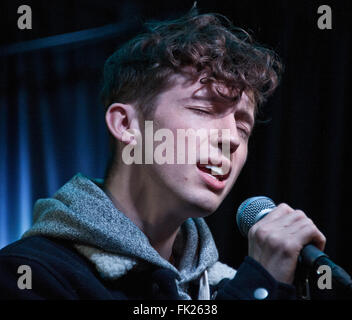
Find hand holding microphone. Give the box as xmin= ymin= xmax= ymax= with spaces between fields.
xmin=237 ymin=196 xmax=352 ymax=291
xmin=237 ymin=197 xmax=326 ymax=284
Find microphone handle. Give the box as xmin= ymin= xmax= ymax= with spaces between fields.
xmin=244 ymin=204 xmax=352 ymax=292
xmin=301 ymin=244 xmax=352 ymax=291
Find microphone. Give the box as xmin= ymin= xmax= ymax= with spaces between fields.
xmin=236 ymin=196 xmax=352 ymax=291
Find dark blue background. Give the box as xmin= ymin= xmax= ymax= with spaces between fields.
xmin=1 ymin=0 xmax=351 ymax=278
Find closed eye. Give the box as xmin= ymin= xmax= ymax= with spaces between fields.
xmin=236 ymin=122 xmax=252 ymax=140
xmin=237 ymin=127 xmax=250 ymax=139
xmin=188 ymin=107 xmax=211 ymax=115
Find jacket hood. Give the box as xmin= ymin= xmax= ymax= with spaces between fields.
xmin=22 ymin=173 xmax=236 ymax=299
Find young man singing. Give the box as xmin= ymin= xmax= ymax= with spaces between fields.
xmin=0 ymin=9 xmax=325 ymax=300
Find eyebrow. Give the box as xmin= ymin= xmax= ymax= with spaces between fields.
xmin=236 ymin=109 xmax=255 ymax=131
xmin=179 ymin=95 xmax=234 ymax=105
xmin=179 ymin=96 xmax=255 ymax=130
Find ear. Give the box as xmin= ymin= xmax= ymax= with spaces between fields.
xmin=105 ymin=103 xmax=140 ymax=145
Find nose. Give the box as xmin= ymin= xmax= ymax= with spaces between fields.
xmin=211 ymin=115 xmax=241 ymax=156
xmin=217 ymin=132 xmax=239 ymax=155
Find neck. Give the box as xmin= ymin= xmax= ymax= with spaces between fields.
xmin=104 ymin=164 xmax=187 ymax=262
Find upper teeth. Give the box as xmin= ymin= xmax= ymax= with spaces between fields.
xmin=205 ymin=165 xmax=224 ymax=176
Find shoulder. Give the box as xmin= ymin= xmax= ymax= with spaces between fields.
xmin=0 ymin=236 xmax=101 ymax=299
xmin=0 ymin=235 xmax=90 ymax=271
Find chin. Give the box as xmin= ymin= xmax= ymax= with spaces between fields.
xmin=182 ymin=193 xmax=222 ymax=218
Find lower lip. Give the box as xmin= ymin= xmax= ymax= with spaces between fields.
xmin=197 ymin=166 xmax=227 ymax=191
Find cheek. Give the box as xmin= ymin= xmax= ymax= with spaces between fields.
xmin=241 ymin=146 xmax=248 ymax=165
xmin=233 ymin=147 xmax=248 ymax=175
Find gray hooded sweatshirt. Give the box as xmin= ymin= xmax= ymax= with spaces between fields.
xmin=22 ymin=173 xmax=236 ymax=299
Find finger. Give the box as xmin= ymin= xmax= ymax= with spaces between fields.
xmin=298 ymin=222 xmax=326 ymax=252
xmin=282 ymin=216 xmax=326 ymax=251
xmin=249 ymin=204 xmax=299 ymax=241
xmin=255 ymin=203 xmax=295 ymax=227
xmin=285 ymin=211 xmax=326 ymax=248
xmin=255 ymin=210 xmax=325 ymax=251
xmin=274 ymin=209 xmax=311 ymax=230
xmin=255 ymin=205 xmax=301 ymax=235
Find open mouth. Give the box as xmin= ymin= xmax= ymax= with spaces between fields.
xmin=196 ymin=161 xmax=231 ymax=181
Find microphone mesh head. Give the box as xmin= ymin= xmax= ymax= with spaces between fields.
xmin=236 ymin=196 xmax=276 ymax=237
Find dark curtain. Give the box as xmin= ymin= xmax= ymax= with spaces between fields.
xmin=1 ymin=0 xmax=351 ymax=280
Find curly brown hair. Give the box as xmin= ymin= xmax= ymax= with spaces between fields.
xmin=101 ymin=7 xmax=283 ymax=116
xmin=101 ymin=7 xmax=283 ymax=178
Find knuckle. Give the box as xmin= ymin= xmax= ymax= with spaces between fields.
xmin=303 ymin=222 xmax=316 ymax=235
xmin=266 ymin=233 xmax=282 ymax=249
xmin=306 ymin=217 xmax=313 ymax=224
xmin=282 ymin=240 xmax=299 ymax=256
xmin=278 ymin=203 xmax=294 ymax=213
xmin=254 ymin=226 xmax=269 ymax=240
xmin=249 ymin=224 xmax=271 ymax=243
xmin=306 ymin=219 xmax=317 ymax=231
xmin=294 ymin=209 xmax=307 ymax=220
xmin=278 ymin=203 xmax=289 ymax=210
